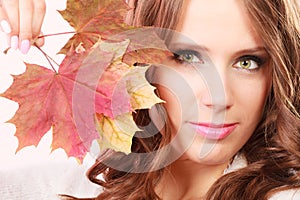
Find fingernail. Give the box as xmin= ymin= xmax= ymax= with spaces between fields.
xmin=0 ymin=20 xmax=11 ymax=34
xmin=10 ymin=36 xmax=19 ymax=50
xmin=20 ymin=40 xmax=30 ymax=54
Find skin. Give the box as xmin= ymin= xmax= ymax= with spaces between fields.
xmin=152 ymin=0 xmax=272 ymax=199
xmin=0 ymin=0 xmax=45 ymax=54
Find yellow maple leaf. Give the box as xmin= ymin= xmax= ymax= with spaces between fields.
xmin=126 ymin=66 xmax=165 ymax=110
xmin=95 ymin=113 xmax=140 ymax=154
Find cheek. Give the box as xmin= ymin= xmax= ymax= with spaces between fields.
xmin=156 ymin=86 xmax=182 ymax=127
xmin=233 ymin=75 xmax=270 ymax=123
xmin=152 ymin=65 xmax=202 ymax=132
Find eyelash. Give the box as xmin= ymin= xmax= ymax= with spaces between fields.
xmin=172 ymin=49 xmax=266 ymax=72
xmin=172 ymin=49 xmax=204 ymax=64
xmin=234 ymin=55 xmax=266 ymax=72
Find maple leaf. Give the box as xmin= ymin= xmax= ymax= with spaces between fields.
xmin=78 ymin=40 xmax=133 ymax=118
xmin=0 ymin=43 xmax=120 ymax=160
xmin=94 ymin=65 xmax=163 ymax=153
xmin=123 ymin=48 xmax=173 ymax=66
xmin=58 ymin=0 xmax=132 ymax=54
xmin=119 ymin=28 xmax=173 ymax=66
xmin=95 ymin=112 xmax=140 ymax=154
xmin=125 ymin=66 xmax=164 ymax=110
xmin=0 ymin=63 xmax=91 ymax=160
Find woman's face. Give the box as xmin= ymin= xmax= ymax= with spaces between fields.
xmin=151 ymin=0 xmax=271 ymax=165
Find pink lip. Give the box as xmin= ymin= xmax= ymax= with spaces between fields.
xmin=189 ymin=122 xmax=238 ymax=140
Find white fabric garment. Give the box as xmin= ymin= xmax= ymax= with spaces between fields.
xmin=0 ymin=161 xmax=101 ymax=200
xmin=0 ymin=156 xmax=299 ymax=200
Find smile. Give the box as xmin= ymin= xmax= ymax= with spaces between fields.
xmin=188 ymin=122 xmax=238 ymax=140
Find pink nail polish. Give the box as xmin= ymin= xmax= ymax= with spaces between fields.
xmin=10 ymin=36 xmax=19 ymax=50
xmin=20 ymin=40 xmax=30 ymax=54
xmin=0 ymin=20 xmax=11 ymax=34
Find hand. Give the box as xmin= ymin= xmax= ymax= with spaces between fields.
xmin=0 ymin=0 xmax=46 ymax=54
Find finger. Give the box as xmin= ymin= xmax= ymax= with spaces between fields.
xmin=2 ymin=0 xmax=19 ymax=49
xmin=2 ymin=0 xmax=19 ymax=35
xmin=35 ymin=32 xmax=44 ymax=47
xmin=0 ymin=5 xmax=11 ymax=47
xmin=0 ymin=8 xmax=12 ymax=34
xmin=0 ymin=1 xmax=19 ymax=49
xmin=32 ymin=0 xmax=46 ymax=39
xmin=19 ymin=0 xmax=34 ymax=54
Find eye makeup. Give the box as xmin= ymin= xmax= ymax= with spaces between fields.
xmin=172 ymin=49 xmax=204 ymax=64
xmin=233 ymin=54 xmax=269 ymax=73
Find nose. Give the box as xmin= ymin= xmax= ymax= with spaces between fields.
xmin=199 ymin=67 xmax=234 ymax=112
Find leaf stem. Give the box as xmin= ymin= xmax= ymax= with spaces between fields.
xmin=34 ymin=44 xmax=59 ymax=73
xmin=38 ymin=31 xmax=76 ymax=39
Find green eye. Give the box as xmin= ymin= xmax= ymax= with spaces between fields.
xmin=235 ymin=58 xmax=261 ymax=70
xmin=174 ymin=50 xmax=203 ymax=64
xmin=181 ymin=53 xmax=196 ymax=62
xmin=239 ymin=60 xmax=252 ymax=69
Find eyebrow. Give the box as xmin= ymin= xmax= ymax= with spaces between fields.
xmin=168 ymin=43 xmax=268 ymax=56
xmin=233 ymin=47 xmax=268 ymax=57
xmin=168 ymin=43 xmax=210 ymax=52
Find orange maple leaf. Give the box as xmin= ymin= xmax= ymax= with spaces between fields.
xmin=58 ymin=0 xmax=132 ymax=54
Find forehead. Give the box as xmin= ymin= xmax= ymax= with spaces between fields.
xmin=174 ymin=0 xmax=263 ymax=51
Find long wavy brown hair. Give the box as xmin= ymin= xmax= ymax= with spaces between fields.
xmin=62 ymin=0 xmax=300 ymax=199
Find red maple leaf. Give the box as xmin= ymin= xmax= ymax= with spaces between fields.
xmin=1 ymin=48 xmax=119 ymax=161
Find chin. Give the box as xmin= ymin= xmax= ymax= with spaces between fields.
xmin=185 ymin=142 xmax=239 ymax=165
